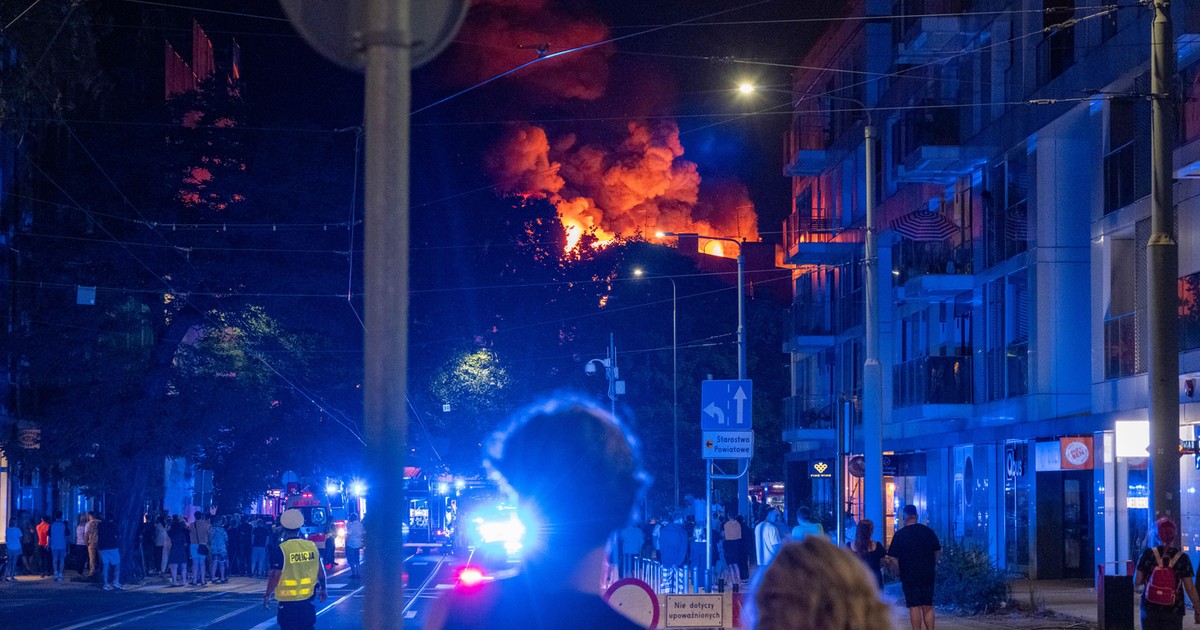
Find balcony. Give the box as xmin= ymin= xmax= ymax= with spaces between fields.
xmin=892 ymin=241 xmax=973 ymax=300
xmin=895 ymin=0 xmax=965 ymax=63
xmin=893 ymin=355 xmax=973 ymax=408
xmin=783 ymin=394 xmax=836 ymax=443
xmin=784 ymin=123 xmax=834 ymax=177
xmin=784 ymin=299 xmax=836 ymax=354
xmin=893 ymin=104 xmax=977 ymax=183
xmin=783 ymin=209 xmax=862 ymax=264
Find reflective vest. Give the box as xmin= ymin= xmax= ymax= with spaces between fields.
xmin=276 ymin=538 xmax=320 ymax=602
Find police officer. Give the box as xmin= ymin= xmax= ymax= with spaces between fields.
xmin=263 ymin=509 xmax=328 ymax=629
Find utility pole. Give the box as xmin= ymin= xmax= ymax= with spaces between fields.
xmin=862 ymin=123 xmax=885 ymax=533
xmin=736 ymin=248 xmax=751 ymax=522
xmin=362 ymin=0 xmax=409 ymax=625
xmin=1148 ymin=1 xmax=1180 ymax=526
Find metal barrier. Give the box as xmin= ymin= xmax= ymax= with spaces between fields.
xmin=610 ymin=555 xmax=715 ymax=595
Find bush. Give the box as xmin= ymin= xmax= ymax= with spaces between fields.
xmin=933 ymin=541 xmax=1009 ymax=614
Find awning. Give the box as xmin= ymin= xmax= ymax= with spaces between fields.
xmin=889 ymin=209 xmax=958 ymax=242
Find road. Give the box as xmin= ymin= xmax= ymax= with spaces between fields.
xmin=0 ymin=551 xmax=459 ymax=630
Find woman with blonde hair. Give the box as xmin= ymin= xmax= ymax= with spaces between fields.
xmin=747 ymin=536 xmax=894 ymax=630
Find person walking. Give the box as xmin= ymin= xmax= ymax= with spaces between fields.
xmin=167 ymin=517 xmax=190 ymax=587
xmin=790 ymin=506 xmax=824 ymax=541
xmin=263 ymin=509 xmax=328 ymax=630
xmin=237 ymin=515 xmax=253 ymax=576
xmin=746 ymin=537 xmax=893 ymax=630
xmin=723 ymin=512 xmax=745 ymax=586
xmin=36 ymin=515 xmax=51 ymax=578
xmin=344 ymin=513 xmax=364 ymax=578
xmin=5 ymin=518 xmax=23 ymax=581
xmin=847 ymin=518 xmax=886 ymax=589
xmin=424 ymin=395 xmax=646 ymax=630
xmin=84 ymin=512 xmax=99 ymax=580
xmin=74 ymin=514 xmax=88 ymax=576
xmin=226 ymin=515 xmax=242 ymax=576
xmin=155 ymin=516 xmax=168 ymax=575
xmin=887 ymin=505 xmax=941 ymax=630
xmin=659 ymin=515 xmax=688 ymax=594
xmin=210 ymin=516 xmax=229 ymax=584
xmin=754 ymin=510 xmax=783 ymax=570
xmin=95 ymin=514 xmax=123 ymax=591
xmin=49 ymin=511 xmax=68 ymax=582
xmin=251 ymin=518 xmax=270 ymax=578
xmin=189 ymin=512 xmax=211 ymax=587
xmin=1135 ymin=517 xmax=1200 ymax=629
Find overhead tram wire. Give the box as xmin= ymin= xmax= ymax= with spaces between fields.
xmin=115 ymin=0 xmax=290 ymax=22
xmin=3 ymin=0 xmax=44 ymax=31
xmin=411 ymin=0 xmax=776 ymax=115
xmin=679 ymin=5 xmax=1118 ymax=137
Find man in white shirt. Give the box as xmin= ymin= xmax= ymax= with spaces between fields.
xmin=754 ymin=510 xmax=783 ymax=569
xmin=344 ymin=513 xmax=365 ymax=578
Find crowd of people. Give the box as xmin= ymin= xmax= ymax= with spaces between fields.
xmin=1 ymin=509 xmax=329 ymax=592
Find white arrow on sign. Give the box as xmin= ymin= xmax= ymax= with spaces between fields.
xmin=734 ymin=387 xmax=747 ymax=426
xmin=704 ymin=402 xmax=726 ymax=425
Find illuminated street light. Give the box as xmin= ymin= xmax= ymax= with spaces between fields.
xmin=738 ymin=82 xmax=755 ymax=94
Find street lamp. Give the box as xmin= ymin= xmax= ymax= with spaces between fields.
xmin=633 ymin=267 xmax=679 ymax=511
xmin=585 ymin=334 xmax=621 ymax=420
xmin=656 ymin=230 xmax=747 ymax=585
xmin=737 ymin=82 xmax=883 ymax=543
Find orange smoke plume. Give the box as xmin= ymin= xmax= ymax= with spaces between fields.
xmin=486 ymin=121 xmax=759 ymax=255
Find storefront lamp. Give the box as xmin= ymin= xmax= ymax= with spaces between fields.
xmin=1115 ymin=420 xmax=1150 ymax=458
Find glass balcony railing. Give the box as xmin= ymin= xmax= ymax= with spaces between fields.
xmin=892 ymin=241 xmax=973 ymax=285
xmin=1104 ymin=312 xmax=1143 ymax=379
xmin=789 ymin=300 xmax=834 ymax=337
xmin=893 ymin=355 xmax=972 ymax=408
xmin=784 ymin=395 xmax=835 ymax=431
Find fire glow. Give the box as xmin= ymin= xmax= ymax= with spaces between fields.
xmin=486 ymin=121 xmax=758 ymax=256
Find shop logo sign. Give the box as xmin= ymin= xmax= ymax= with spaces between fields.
xmin=813 ymin=462 xmax=828 ymax=474
xmin=1060 ymin=437 xmax=1094 ymax=470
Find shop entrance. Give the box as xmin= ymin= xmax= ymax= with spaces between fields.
xmin=1036 ymin=469 xmax=1094 ymax=578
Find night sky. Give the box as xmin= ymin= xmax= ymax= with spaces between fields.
xmin=198 ymin=0 xmax=836 ymax=248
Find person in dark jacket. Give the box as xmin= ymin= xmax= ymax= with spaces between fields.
xmin=424 ymin=395 xmax=648 ymax=630
xmin=95 ymin=514 xmax=123 ymax=591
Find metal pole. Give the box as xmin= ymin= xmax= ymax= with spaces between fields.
xmin=736 ymin=251 xmax=750 ymax=522
xmin=862 ymin=123 xmax=885 ymax=534
xmin=609 ymin=333 xmax=617 ymax=419
xmin=704 ymin=461 xmax=712 ymax=591
xmin=672 ymin=278 xmax=679 ymax=511
xmin=835 ymin=399 xmax=847 ymax=546
xmin=362 ymin=0 xmax=409 ymax=625
xmin=1148 ymin=0 xmax=1180 ymax=527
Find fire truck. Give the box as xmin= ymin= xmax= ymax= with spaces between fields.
xmin=404 ymin=468 xmax=458 ymax=551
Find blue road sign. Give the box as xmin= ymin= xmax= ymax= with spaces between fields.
xmin=700 ymin=379 xmax=753 ymax=431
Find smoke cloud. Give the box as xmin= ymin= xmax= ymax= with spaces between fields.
xmin=487 ymin=121 xmax=759 ymax=252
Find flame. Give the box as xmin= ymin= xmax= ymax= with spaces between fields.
xmin=485 ymin=122 xmax=758 ymax=256
xmin=706 ymin=242 xmax=726 ymax=258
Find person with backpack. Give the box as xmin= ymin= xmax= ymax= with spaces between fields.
xmin=1134 ymin=517 xmax=1200 ymax=628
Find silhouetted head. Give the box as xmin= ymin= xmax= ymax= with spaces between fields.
xmin=485 ymin=394 xmax=648 ymax=557
xmin=1157 ymin=517 xmax=1178 ymax=545
xmin=748 ymin=537 xmax=892 ymax=630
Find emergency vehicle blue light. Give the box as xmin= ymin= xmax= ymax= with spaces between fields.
xmin=326 ymin=483 xmax=339 ymax=495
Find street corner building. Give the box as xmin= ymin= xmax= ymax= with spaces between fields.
xmin=776 ymin=0 xmax=1200 ymax=579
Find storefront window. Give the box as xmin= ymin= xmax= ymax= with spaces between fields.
xmin=1004 ymin=442 xmax=1030 ymax=572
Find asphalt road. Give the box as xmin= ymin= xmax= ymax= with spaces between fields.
xmin=0 ymin=551 xmax=457 ymax=630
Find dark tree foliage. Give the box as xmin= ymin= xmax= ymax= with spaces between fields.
xmin=0 ymin=2 xmax=365 ymax=581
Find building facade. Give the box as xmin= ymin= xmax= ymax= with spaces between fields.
xmin=781 ymin=0 xmax=1200 ymax=578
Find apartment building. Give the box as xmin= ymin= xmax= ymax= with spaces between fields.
xmin=781 ymin=0 xmax=1200 ymax=578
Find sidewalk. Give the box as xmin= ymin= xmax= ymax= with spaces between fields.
xmin=913 ymin=578 xmax=1123 ymax=630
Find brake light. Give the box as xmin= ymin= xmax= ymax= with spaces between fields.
xmin=458 ymin=567 xmax=485 ymax=587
